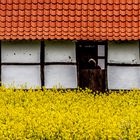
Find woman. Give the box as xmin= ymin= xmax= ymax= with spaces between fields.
xmin=88 ymin=58 xmax=101 ymax=69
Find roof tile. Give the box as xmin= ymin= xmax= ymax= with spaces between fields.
xmin=1 ymin=4 xmax=6 ymax=11
xmin=0 ymin=0 xmax=140 ymax=40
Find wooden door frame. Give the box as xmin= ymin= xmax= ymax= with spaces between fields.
xmin=76 ymin=40 xmax=108 ymax=90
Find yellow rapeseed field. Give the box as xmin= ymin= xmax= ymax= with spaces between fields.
xmin=0 ymin=86 xmax=140 ymax=139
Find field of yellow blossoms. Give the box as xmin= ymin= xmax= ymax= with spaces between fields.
xmin=0 ymin=86 xmax=140 ymax=139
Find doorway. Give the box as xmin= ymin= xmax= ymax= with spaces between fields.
xmin=76 ymin=41 xmax=107 ymax=91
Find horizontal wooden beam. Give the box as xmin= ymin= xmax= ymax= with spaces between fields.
xmin=98 ymin=56 xmax=106 ymax=59
xmin=45 ymin=62 xmax=77 ymax=65
xmin=1 ymin=63 xmax=40 ymax=65
xmin=107 ymin=63 xmax=140 ymax=67
xmin=1 ymin=62 xmax=77 ymax=65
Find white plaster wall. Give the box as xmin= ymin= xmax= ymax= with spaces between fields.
xmin=108 ymin=66 xmax=140 ymax=89
xmin=1 ymin=40 xmax=78 ymax=89
xmin=108 ymin=41 xmax=140 ymax=64
xmin=45 ymin=65 xmax=77 ymax=88
xmin=1 ymin=41 xmax=40 ymax=63
xmin=108 ymin=40 xmax=140 ymax=89
xmin=2 ymin=66 xmax=41 ymax=89
xmin=45 ymin=40 xmax=76 ymax=62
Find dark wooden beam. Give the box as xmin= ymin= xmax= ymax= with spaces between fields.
xmin=76 ymin=42 xmax=80 ymax=87
xmin=44 ymin=62 xmax=77 ymax=65
xmin=1 ymin=63 xmax=40 ymax=65
xmin=105 ymin=40 xmax=108 ymax=90
xmin=0 ymin=41 xmax=1 ymax=86
xmin=107 ymin=63 xmax=140 ymax=66
xmin=40 ymin=41 xmax=45 ymax=87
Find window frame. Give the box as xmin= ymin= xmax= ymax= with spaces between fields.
xmin=76 ymin=40 xmax=107 ymax=89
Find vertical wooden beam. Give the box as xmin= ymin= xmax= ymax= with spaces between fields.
xmin=105 ymin=40 xmax=108 ymax=90
xmin=0 ymin=41 xmax=1 ymax=86
xmin=95 ymin=41 xmax=98 ymax=65
xmin=76 ymin=41 xmax=80 ymax=87
xmin=139 ymin=40 xmax=140 ymax=61
xmin=40 ymin=41 xmax=45 ymax=87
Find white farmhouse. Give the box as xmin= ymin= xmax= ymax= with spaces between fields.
xmin=0 ymin=0 xmax=139 ymax=90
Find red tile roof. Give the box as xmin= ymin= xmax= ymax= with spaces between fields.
xmin=0 ymin=0 xmax=140 ymax=40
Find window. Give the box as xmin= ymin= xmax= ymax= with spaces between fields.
xmin=107 ymin=40 xmax=140 ymax=90
xmin=0 ymin=40 xmax=77 ymax=89
xmin=97 ymin=45 xmax=106 ymax=69
xmin=76 ymin=41 xmax=106 ymax=70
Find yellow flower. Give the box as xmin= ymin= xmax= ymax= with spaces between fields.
xmin=0 ymin=87 xmax=140 ymax=139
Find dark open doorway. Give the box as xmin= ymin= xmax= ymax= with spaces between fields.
xmin=76 ymin=41 xmax=107 ymax=92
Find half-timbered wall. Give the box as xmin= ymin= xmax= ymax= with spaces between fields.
xmin=44 ymin=40 xmax=77 ymax=88
xmin=1 ymin=41 xmax=41 ymax=88
xmin=0 ymin=40 xmax=77 ymax=89
xmin=108 ymin=40 xmax=140 ymax=90
xmin=2 ymin=40 xmax=140 ymax=90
